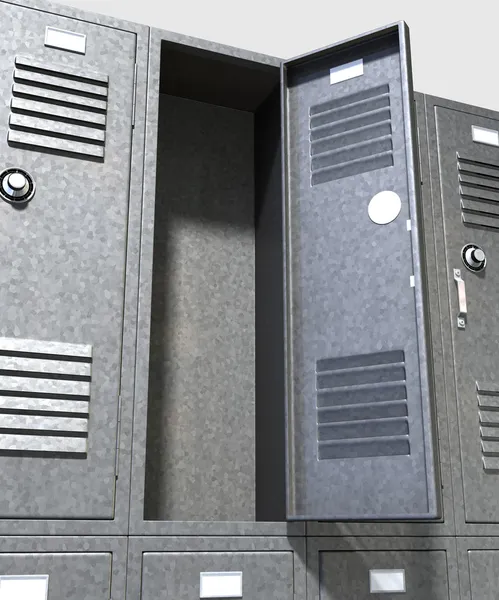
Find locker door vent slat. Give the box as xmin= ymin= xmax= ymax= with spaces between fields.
xmin=477 ymin=382 xmax=499 ymax=472
xmin=0 ymin=337 xmax=92 ymax=458
xmin=458 ymin=155 xmax=499 ymax=230
xmin=8 ymin=56 xmax=108 ymax=160
xmin=316 ymin=350 xmax=409 ymax=460
xmin=309 ymin=84 xmax=393 ymax=186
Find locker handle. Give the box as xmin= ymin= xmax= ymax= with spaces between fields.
xmin=454 ymin=269 xmax=467 ymax=329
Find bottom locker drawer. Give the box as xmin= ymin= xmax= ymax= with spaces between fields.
xmin=308 ymin=538 xmax=458 ymax=600
xmin=458 ymin=538 xmax=499 ymax=600
xmin=0 ymin=538 xmax=125 ymax=600
xmin=142 ymin=551 xmax=294 ymax=600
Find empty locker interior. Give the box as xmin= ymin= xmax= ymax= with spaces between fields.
xmin=143 ymin=41 xmax=287 ymax=523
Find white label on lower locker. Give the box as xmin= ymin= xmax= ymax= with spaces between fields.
xmin=45 ymin=27 xmax=87 ymax=54
xmin=370 ymin=569 xmax=406 ymax=593
xmin=472 ymin=125 xmax=499 ymax=147
xmin=330 ymin=59 xmax=364 ymax=85
xmin=200 ymin=572 xmax=243 ymax=598
xmin=0 ymin=575 xmax=49 ymax=600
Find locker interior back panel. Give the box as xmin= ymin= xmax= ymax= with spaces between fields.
xmin=283 ymin=23 xmax=438 ymax=519
xmin=0 ymin=2 xmax=136 ymax=519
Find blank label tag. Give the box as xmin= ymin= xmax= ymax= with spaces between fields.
xmin=0 ymin=575 xmax=49 ymax=600
xmin=370 ymin=569 xmax=406 ymax=593
xmin=472 ymin=125 xmax=499 ymax=147
xmin=45 ymin=27 xmax=86 ymax=54
xmin=200 ymin=572 xmax=243 ymax=598
xmin=330 ymin=59 xmax=363 ymax=85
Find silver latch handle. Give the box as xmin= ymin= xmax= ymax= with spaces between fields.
xmin=454 ymin=269 xmax=467 ymax=329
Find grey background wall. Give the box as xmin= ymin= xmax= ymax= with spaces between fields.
xmin=51 ymin=0 xmax=496 ymax=112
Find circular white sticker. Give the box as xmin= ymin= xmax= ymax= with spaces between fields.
xmin=368 ymin=191 xmax=402 ymax=225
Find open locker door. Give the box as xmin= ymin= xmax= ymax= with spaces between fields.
xmin=283 ymin=22 xmax=439 ymax=520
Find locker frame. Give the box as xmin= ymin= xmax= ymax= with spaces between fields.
xmin=128 ymin=25 xmax=305 ymax=537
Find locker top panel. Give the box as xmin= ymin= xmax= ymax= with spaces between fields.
xmin=283 ymin=22 xmax=438 ymax=520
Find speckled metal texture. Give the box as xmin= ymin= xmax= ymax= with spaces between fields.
xmin=0 ymin=537 xmax=127 ymax=599
xmin=457 ymin=538 xmax=499 ymax=600
xmin=307 ymin=92 xmax=455 ymax=536
xmin=126 ymin=537 xmax=306 ymax=600
xmin=129 ymin=26 xmax=304 ymax=536
xmin=307 ymin=537 xmax=459 ymax=600
xmin=283 ymin=23 xmax=438 ymax=520
xmin=144 ymin=94 xmax=256 ymax=522
xmin=422 ymin=94 xmax=499 ymax=536
xmin=0 ymin=0 xmax=148 ymax=535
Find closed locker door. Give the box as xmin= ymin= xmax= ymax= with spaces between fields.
xmin=0 ymin=3 xmax=136 ymax=518
xmin=283 ymin=23 xmax=438 ymax=519
xmin=141 ymin=552 xmax=294 ymax=600
xmin=468 ymin=551 xmax=499 ymax=600
xmin=434 ymin=107 xmax=499 ymax=523
xmin=318 ymin=550 xmax=449 ymax=600
xmin=0 ymin=552 xmax=112 ymax=599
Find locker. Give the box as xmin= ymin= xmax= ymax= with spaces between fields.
xmin=421 ymin=94 xmax=499 ymax=532
xmin=130 ymin=21 xmax=441 ymax=533
xmin=0 ymin=0 xmax=146 ymax=528
xmin=283 ymin=23 xmax=438 ymax=520
xmin=0 ymin=537 xmax=126 ymax=599
xmin=457 ymin=539 xmax=499 ymax=600
xmin=126 ymin=537 xmax=306 ymax=600
xmin=130 ymin=27 xmax=304 ymax=536
xmin=307 ymin=538 xmax=459 ymax=600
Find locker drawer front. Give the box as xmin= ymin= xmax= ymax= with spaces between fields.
xmin=468 ymin=551 xmax=499 ymax=600
xmin=0 ymin=552 xmax=111 ymax=599
xmin=141 ymin=552 xmax=294 ymax=600
xmin=319 ymin=551 xmax=448 ymax=600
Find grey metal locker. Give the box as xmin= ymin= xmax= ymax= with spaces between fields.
xmin=129 ymin=26 xmax=305 ymax=537
xmin=307 ymin=538 xmax=459 ymax=600
xmin=457 ymin=539 xmax=499 ymax=600
xmin=127 ymin=537 xmax=306 ymax=600
xmin=0 ymin=0 xmax=137 ymax=520
xmin=422 ymin=94 xmax=499 ymax=529
xmin=283 ymin=22 xmax=438 ymax=520
xmin=0 ymin=537 xmax=127 ymax=599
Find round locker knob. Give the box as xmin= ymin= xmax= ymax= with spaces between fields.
xmin=462 ymin=243 xmax=487 ymax=272
xmin=0 ymin=168 xmax=35 ymax=205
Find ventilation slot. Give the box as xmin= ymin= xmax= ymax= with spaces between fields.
xmin=8 ymin=56 xmax=108 ymax=159
xmin=309 ymin=84 xmax=393 ymax=186
xmin=316 ymin=350 xmax=409 ymax=460
xmin=0 ymin=337 xmax=92 ymax=458
xmin=477 ymin=382 xmax=499 ymax=472
xmin=458 ymin=155 xmax=499 ymax=230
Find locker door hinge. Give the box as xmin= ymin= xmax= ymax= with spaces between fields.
xmin=131 ymin=62 xmax=137 ymax=129
xmin=115 ymin=394 xmax=123 ymax=480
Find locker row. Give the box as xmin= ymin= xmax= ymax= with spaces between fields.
xmin=0 ymin=535 xmax=498 ymax=600
xmin=1 ymin=0 xmax=499 ymax=535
